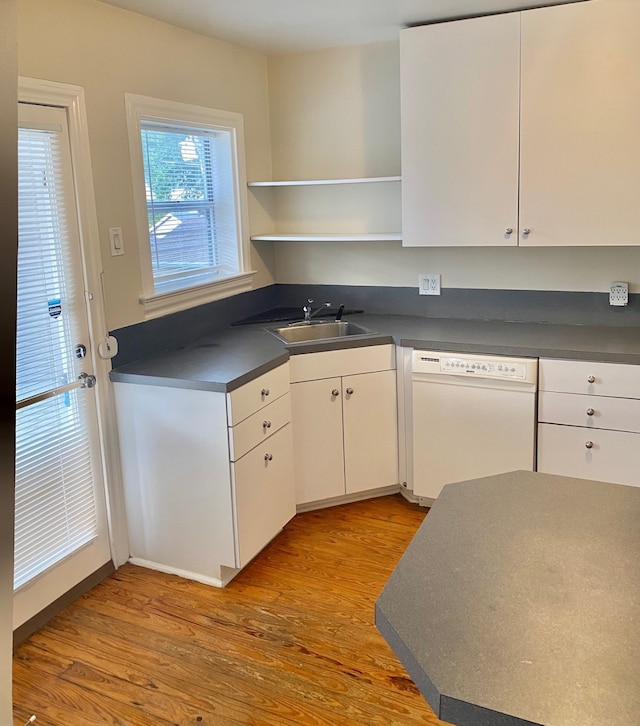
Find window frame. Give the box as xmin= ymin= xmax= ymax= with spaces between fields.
xmin=125 ymin=94 xmax=254 ymax=319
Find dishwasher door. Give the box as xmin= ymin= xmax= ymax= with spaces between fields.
xmin=413 ymin=357 xmax=537 ymax=501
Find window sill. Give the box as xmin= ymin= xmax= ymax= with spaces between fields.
xmin=140 ymin=271 xmax=256 ymax=320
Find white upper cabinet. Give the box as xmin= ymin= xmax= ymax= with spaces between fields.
xmin=401 ymin=0 xmax=640 ymax=248
xmin=400 ymin=12 xmax=520 ymax=247
xmin=519 ymin=0 xmax=640 ymax=247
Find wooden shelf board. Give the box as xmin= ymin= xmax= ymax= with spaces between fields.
xmin=248 ymin=176 xmax=401 ymax=187
xmin=250 ymin=233 xmax=402 ymax=242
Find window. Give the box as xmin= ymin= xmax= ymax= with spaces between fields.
xmin=126 ymin=95 xmax=253 ymax=318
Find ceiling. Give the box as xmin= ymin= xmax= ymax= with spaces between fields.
xmin=95 ymin=0 xmax=584 ymax=55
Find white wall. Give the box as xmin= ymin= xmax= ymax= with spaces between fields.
xmin=0 ymin=0 xmax=17 ymax=719
xmin=268 ymin=41 xmax=640 ymax=294
xmin=19 ymin=0 xmax=276 ymax=331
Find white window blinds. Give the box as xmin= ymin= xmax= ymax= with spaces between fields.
xmin=141 ymin=122 xmax=240 ymax=290
xmin=15 ymin=114 xmax=98 ymax=590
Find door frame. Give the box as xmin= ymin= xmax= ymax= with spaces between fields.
xmin=18 ymin=77 xmax=129 ymax=572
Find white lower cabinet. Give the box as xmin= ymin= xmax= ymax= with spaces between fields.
xmin=537 ymin=359 xmax=640 ymax=488
xmin=113 ymin=362 xmax=295 ymax=586
xmin=290 ymin=345 xmax=399 ymax=506
xmin=232 ymin=424 xmax=294 ymax=568
xmin=538 ymin=424 xmax=639 ymax=488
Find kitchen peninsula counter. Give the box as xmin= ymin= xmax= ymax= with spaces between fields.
xmin=375 ymin=470 xmax=640 ymax=726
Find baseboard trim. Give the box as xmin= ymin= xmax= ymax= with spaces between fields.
xmin=296 ymin=484 xmax=401 ymax=513
xmin=128 ymin=557 xmax=238 ymax=588
xmin=13 ymin=560 xmax=115 ymax=646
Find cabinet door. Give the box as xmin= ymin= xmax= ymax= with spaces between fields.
xmin=232 ymin=424 xmax=295 ymax=568
xmin=400 ymin=13 xmax=520 ymax=247
xmin=538 ymin=423 xmax=640 ymax=488
xmin=343 ymin=370 xmax=398 ymax=495
xmin=290 ymin=378 xmax=345 ymax=505
xmin=520 ymin=0 xmax=640 ymax=246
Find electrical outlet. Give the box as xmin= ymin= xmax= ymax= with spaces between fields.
xmin=609 ymin=281 xmax=629 ymax=306
xmin=419 ymin=274 xmax=441 ymax=295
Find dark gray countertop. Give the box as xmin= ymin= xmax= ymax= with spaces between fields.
xmin=375 ymin=470 xmax=640 ymax=726
xmin=109 ymin=314 xmax=640 ymax=391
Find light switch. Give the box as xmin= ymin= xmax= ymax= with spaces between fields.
xmin=109 ymin=227 xmax=124 ymax=256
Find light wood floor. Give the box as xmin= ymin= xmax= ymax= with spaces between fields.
xmin=13 ymin=494 xmax=448 ymax=726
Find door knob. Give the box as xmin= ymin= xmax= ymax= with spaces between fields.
xmin=331 ymin=389 xmax=339 ymax=397
xmin=586 ymin=408 xmax=595 ymax=416
xmin=261 ymin=388 xmax=270 ymax=397
xmin=585 ymin=441 xmax=594 ymax=449
xmin=346 ymin=387 xmax=354 ymax=395
xmin=587 ymin=376 xmax=596 ymax=384
xmin=263 ymin=420 xmax=272 ymax=429
xmin=264 ymin=453 xmax=273 ymax=461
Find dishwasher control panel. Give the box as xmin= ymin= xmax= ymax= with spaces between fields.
xmin=440 ymin=356 xmax=527 ymax=379
xmin=412 ymin=350 xmax=537 ymax=384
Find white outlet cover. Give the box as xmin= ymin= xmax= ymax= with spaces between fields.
xmin=419 ymin=274 xmax=441 ymax=295
xmin=609 ymin=281 xmax=629 ymax=306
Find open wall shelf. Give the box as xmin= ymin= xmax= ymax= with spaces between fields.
xmin=248 ymin=176 xmax=402 ymax=242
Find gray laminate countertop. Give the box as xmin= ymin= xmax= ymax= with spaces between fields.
xmin=375 ymin=470 xmax=640 ymax=726
xmin=109 ymin=314 xmax=640 ymax=391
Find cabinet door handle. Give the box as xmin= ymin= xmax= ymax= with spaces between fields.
xmin=522 ymin=228 xmax=531 ymax=236
xmin=586 ymin=408 xmax=595 ymax=416
xmin=587 ymin=376 xmax=596 ymax=384
xmin=264 ymin=453 xmax=273 ymax=461
xmin=346 ymin=387 xmax=354 ymax=395
xmin=505 ymin=227 xmax=513 ymax=235
xmin=263 ymin=420 xmax=272 ymax=429
xmin=585 ymin=441 xmax=594 ymax=449
xmin=261 ymin=388 xmax=270 ymax=397
xmin=331 ymin=388 xmax=340 ymax=397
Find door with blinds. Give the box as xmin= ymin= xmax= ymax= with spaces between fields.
xmin=14 ymin=102 xmax=111 ymax=628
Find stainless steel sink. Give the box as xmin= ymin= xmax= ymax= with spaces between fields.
xmin=267 ymin=320 xmax=373 ymax=344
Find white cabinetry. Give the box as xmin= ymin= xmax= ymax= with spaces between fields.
xmin=401 ymin=0 xmax=640 ymax=247
xmin=537 ymin=359 xmax=640 ymax=487
xmin=289 ymin=345 xmax=399 ymax=506
xmin=401 ymin=12 xmax=520 ymax=247
xmin=114 ymin=363 xmax=295 ymax=586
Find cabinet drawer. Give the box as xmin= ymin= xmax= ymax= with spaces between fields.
xmin=539 ymin=391 xmax=640 ymax=433
xmin=289 ymin=344 xmax=396 ymax=383
xmin=232 ymin=424 xmax=295 ymax=568
xmin=228 ymin=392 xmax=291 ymax=461
xmin=537 ymin=423 xmax=640 ymax=488
xmin=227 ymin=363 xmax=290 ymax=425
xmin=539 ymin=359 xmax=640 ymax=398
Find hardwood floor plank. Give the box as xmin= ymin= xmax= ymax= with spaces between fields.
xmin=13 ymin=658 xmax=177 ymax=726
xmin=14 ymin=494 xmax=447 ymax=726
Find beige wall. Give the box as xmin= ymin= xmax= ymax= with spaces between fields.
xmin=19 ymin=0 xmax=276 ymax=331
xmin=268 ymin=41 xmax=640 ymax=294
xmin=18 ymin=3 xmax=640 ymax=331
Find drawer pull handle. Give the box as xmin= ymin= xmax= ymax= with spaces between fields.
xmin=331 ymin=388 xmax=340 ymax=397
xmin=587 ymin=376 xmax=596 ymax=384
xmin=261 ymin=388 xmax=270 ymax=397
xmin=263 ymin=420 xmax=271 ymax=429
xmin=264 ymin=453 xmax=273 ymax=461
xmin=585 ymin=441 xmax=594 ymax=449
xmin=586 ymin=408 xmax=595 ymax=416
xmin=346 ymin=387 xmax=354 ymax=395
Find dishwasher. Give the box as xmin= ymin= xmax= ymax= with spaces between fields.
xmin=412 ymin=350 xmax=538 ymax=500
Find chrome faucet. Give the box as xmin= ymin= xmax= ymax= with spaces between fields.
xmin=303 ymin=299 xmax=331 ymax=323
